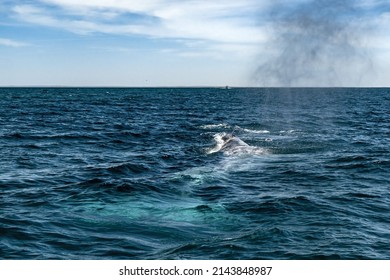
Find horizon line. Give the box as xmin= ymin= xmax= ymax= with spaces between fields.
xmin=1 ymin=86 xmax=390 ymax=89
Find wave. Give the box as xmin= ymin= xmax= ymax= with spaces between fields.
xmin=240 ymin=128 xmax=270 ymax=134
xmin=90 ymin=162 xmax=151 ymax=175
xmin=2 ymin=132 xmax=99 ymax=140
xmin=200 ymin=124 xmax=270 ymax=134
xmin=200 ymin=123 xmax=231 ymax=129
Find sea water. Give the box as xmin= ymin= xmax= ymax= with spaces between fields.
xmin=1 ymin=87 xmax=389 ymax=259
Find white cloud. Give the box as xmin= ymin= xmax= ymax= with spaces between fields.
xmin=0 ymin=37 xmax=28 ymax=47
xmin=11 ymin=0 xmax=268 ymax=55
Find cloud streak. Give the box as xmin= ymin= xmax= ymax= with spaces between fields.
xmin=11 ymin=0 xmax=267 ymax=58
xmin=0 ymin=37 xmax=28 ymax=47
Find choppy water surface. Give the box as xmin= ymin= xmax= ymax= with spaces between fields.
xmin=1 ymin=87 xmax=390 ymax=259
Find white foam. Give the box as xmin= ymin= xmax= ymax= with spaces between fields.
xmin=222 ymin=145 xmax=268 ymax=156
xmin=280 ymin=129 xmax=297 ymax=134
xmin=200 ymin=123 xmax=231 ymax=129
xmin=240 ymin=128 xmax=270 ymax=134
xmin=200 ymin=124 xmax=270 ymax=135
xmin=205 ymin=133 xmax=226 ymax=154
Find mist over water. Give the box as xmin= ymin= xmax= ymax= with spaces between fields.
xmin=254 ymin=0 xmax=373 ymax=87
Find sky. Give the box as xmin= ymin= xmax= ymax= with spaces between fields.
xmin=0 ymin=0 xmax=389 ymax=87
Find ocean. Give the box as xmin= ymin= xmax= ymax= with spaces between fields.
xmin=1 ymin=87 xmax=389 ymax=259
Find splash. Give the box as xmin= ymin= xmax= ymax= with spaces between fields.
xmin=206 ymin=132 xmax=227 ymax=154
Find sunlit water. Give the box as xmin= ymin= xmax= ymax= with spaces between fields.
xmin=1 ymin=87 xmax=389 ymax=259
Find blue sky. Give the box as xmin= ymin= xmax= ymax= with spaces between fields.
xmin=0 ymin=0 xmax=389 ymax=87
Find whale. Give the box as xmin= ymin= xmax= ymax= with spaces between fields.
xmin=220 ymin=133 xmax=249 ymax=151
xmin=207 ymin=132 xmax=267 ymax=156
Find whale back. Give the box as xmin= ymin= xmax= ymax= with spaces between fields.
xmin=221 ymin=136 xmax=249 ymax=151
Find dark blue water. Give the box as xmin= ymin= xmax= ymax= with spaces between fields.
xmin=1 ymin=87 xmax=390 ymax=259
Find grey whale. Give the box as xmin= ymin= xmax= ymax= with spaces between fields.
xmin=207 ymin=133 xmax=267 ymax=156
xmin=220 ymin=134 xmax=249 ymax=151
